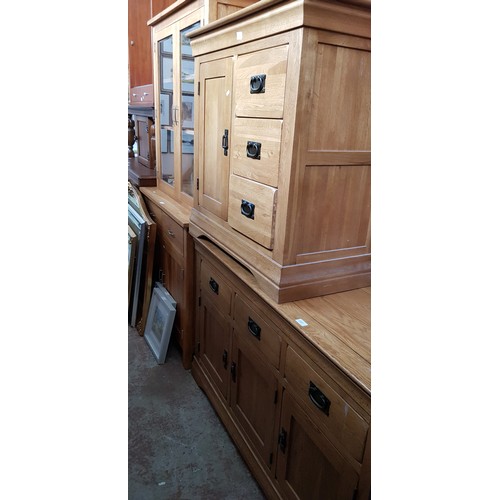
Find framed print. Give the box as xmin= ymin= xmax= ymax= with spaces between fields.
xmin=181 ymin=94 xmax=194 ymax=129
xmin=128 ymin=204 xmax=147 ymax=327
xmin=128 ymin=225 xmax=137 ymax=305
xmin=144 ymin=287 xmax=176 ymax=364
xmin=155 ymin=282 xmax=177 ymax=308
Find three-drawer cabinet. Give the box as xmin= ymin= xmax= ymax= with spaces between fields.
xmin=189 ymin=0 xmax=371 ymax=303
xmin=191 ymin=236 xmax=371 ymax=499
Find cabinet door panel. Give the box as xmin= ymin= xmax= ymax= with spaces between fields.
xmin=276 ymin=392 xmax=359 ymax=500
xmin=198 ymin=297 xmax=231 ymax=400
xmin=158 ymin=247 xmax=183 ymax=339
xmin=230 ymin=335 xmax=279 ymax=470
xmin=198 ymin=57 xmax=233 ymax=220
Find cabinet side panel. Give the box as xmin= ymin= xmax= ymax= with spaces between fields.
xmin=308 ymin=44 xmax=370 ymax=152
xmin=295 ymin=164 xmax=370 ymax=259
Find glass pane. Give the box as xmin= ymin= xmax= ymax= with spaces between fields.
xmin=159 ymin=34 xmax=175 ymax=188
xmin=160 ymin=36 xmax=173 ymax=92
xmin=180 ymin=22 xmax=200 ymax=197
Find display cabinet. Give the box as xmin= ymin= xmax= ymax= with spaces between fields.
xmin=141 ymin=0 xmax=258 ymax=368
xmin=148 ymin=0 xmax=257 ymax=209
xmin=192 ymin=236 xmax=371 ymax=499
xmin=189 ymin=0 xmax=371 ymax=303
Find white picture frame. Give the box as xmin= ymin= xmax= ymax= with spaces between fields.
xmin=144 ymin=287 xmax=176 ymax=364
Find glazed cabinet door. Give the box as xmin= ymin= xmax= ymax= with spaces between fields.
xmin=276 ymin=391 xmax=359 ymax=500
xmin=229 ymin=333 xmax=280 ymax=471
xmin=197 ymin=56 xmax=233 ymax=220
xmin=153 ymin=9 xmax=202 ymax=206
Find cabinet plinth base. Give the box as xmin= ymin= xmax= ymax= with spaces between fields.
xmin=189 ymin=212 xmax=371 ymax=304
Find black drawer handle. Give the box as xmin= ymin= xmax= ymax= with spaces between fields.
xmin=246 ymin=141 xmax=261 ymax=160
xmin=247 ymin=317 xmax=261 ymax=340
xmin=308 ymin=381 xmax=330 ymax=416
xmin=250 ymin=74 xmax=266 ymax=94
xmin=230 ymin=362 xmax=237 ymax=382
xmin=240 ymin=200 xmax=255 ymax=219
xmin=209 ymin=277 xmax=219 ymax=295
xmin=222 ymin=349 xmax=228 ymax=369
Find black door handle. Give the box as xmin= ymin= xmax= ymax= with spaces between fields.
xmin=221 ymin=129 xmax=229 ymax=156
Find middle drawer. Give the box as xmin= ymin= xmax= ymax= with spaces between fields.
xmin=231 ymin=117 xmax=282 ymax=188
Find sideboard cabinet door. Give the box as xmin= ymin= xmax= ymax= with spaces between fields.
xmin=276 ymin=391 xmax=359 ymax=500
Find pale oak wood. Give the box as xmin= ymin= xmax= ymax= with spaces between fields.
xmin=191 ymin=0 xmax=371 ymax=302
xmin=192 ymin=237 xmax=370 ymax=499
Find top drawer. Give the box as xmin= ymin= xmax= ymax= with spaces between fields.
xmin=200 ymin=259 xmax=233 ymax=317
xmin=233 ymin=294 xmax=281 ymax=369
xmin=145 ymin=199 xmax=184 ymax=259
xmin=234 ymin=44 xmax=289 ymax=119
xmin=285 ymin=345 xmax=369 ymax=463
xmin=160 ymin=212 xmax=184 ymax=259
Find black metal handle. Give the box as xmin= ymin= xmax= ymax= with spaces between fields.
xmin=209 ymin=277 xmax=219 ymax=295
xmin=278 ymin=428 xmax=287 ymax=453
xmin=246 ymin=141 xmax=261 ymax=160
xmin=247 ymin=317 xmax=261 ymax=340
xmin=221 ymin=129 xmax=229 ymax=156
xmin=250 ymin=74 xmax=266 ymax=94
xmin=222 ymin=349 xmax=228 ymax=369
xmin=240 ymin=200 xmax=255 ymax=219
xmin=308 ymin=381 xmax=331 ymax=416
xmin=230 ymin=362 xmax=237 ymax=382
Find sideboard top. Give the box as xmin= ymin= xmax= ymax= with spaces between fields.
xmin=196 ymin=237 xmax=371 ymax=394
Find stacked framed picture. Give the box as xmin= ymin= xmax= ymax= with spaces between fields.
xmin=128 ymin=182 xmax=156 ymax=333
xmin=144 ymin=283 xmax=177 ymax=364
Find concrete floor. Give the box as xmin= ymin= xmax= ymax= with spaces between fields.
xmin=128 ymin=325 xmax=266 ymax=499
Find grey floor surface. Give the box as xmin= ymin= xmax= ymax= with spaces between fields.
xmin=128 ymin=325 xmax=266 ymax=500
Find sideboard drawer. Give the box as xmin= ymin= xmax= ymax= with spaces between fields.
xmin=234 ymin=44 xmax=289 ymax=119
xmin=200 ymin=259 xmax=233 ymax=317
xmin=160 ymin=212 xmax=184 ymax=258
xmin=285 ymin=345 xmax=369 ymax=463
xmin=233 ymin=293 xmax=281 ymax=369
xmin=228 ymin=174 xmax=277 ymax=250
xmin=231 ymin=117 xmax=282 ymax=188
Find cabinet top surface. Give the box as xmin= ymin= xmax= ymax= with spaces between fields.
xmin=197 ymin=238 xmax=371 ymax=394
xmin=140 ymin=187 xmax=191 ymax=227
xmin=148 ymin=0 xmax=201 ymax=27
xmin=188 ymin=0 xmax=370 ymax=42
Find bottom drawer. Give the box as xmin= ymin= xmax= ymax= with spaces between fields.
xmin=285 ymin=346 xmax=369 ymax=463
xmin=228 ymin=174 xmax=277 ymax=250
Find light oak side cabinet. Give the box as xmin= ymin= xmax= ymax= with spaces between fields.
xmin=189 ymin=0 xmax=371 ymax=303
xmin=192 ymin=237 xmax=371 ymax=499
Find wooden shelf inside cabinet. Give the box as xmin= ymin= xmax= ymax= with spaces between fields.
xmin=140 ymin=186 xmax=195 ymax=369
